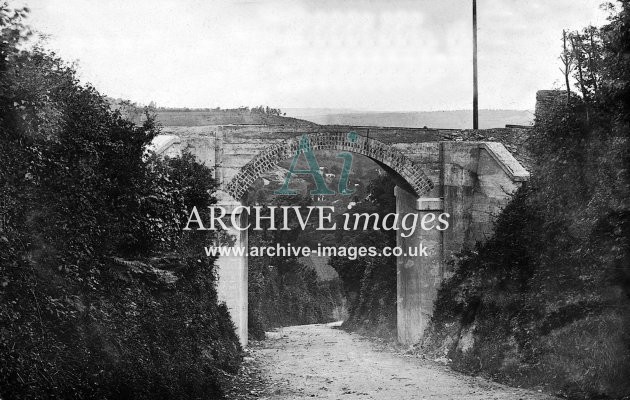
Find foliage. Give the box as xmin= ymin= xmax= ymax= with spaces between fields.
xmin=422 ymin=2 xmax=630 ymax=398
xmin=154 ymin=105 xmax=283 ymax=116
xmin=249 ymin=105 xmax=283 ymax=117
xmin=329 ymin=175 xmax=398 ymax=338
xmin=0 ymin=5 xmax=241 ymax=399
xmin=246 ymin=194 xmax=344 ymax=337
xmin=563 ymin=26 xmax=604 ymax=101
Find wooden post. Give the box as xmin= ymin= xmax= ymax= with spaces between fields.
xmin=472 ymin=0 xmax=479 ymax=129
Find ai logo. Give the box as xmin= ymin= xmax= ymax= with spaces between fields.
xmin=274 ymin=132 xmax=358 ymax=196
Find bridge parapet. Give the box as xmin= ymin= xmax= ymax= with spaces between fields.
xmin=159 ymin=124 xmax=531 ymax=190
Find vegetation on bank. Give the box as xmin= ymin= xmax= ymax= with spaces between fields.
xmin=420 ymin=3 xmax=630 ymax=398
xmin=324 ymin=3 xmax=630 ymax=398
xmin=245 ymin=193 xmax=345 ymax=340
xmin=0 ymin=5 xmax=241 ymax=399
xmin=329 ymin=175 xmax=398 ymax=339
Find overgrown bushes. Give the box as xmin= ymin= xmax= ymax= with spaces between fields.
xmin=0 ymin=5 xmax=241 ymax=398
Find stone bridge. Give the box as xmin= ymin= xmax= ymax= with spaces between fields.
xmin=155 ymin=124 xmax=530 ymax=346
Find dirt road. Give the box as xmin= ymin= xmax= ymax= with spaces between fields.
xmin=237 ymin=323 xmax=555 ymax=400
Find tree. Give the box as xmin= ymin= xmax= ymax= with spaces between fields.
xmin=560 ymin=29 xmax=574 ymax=102
xmin=566 ymin=26 xmax=603 ymax=101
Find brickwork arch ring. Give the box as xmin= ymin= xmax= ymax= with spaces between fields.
xmin=225 ymin=132 xmax=434 ymax=200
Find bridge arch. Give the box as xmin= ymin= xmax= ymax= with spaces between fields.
xmin=224 ymin=132 xmax=434 ymax=200
xmin=156 ymin=127 xmax=530 ymax=347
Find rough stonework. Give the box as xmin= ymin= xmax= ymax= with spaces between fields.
xmin=226 ymin=132 xmax=435 ymax=200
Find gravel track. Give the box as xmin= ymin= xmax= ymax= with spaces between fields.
xmin=232 ymin=323 xmax=555 ymax=400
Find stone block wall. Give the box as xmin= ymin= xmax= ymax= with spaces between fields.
xmin=395 ymin=141 xmax=528 ymax=344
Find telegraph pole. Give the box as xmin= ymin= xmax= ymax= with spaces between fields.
xmin=472 ymin=0 xmax=479 ymax=129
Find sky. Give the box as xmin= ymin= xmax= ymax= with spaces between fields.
xmin=20 ymin=0 xmax=609 ymax=111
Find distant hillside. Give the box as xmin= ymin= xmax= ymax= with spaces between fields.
xmin=105 ymin=98 xmax=318 ymax=128
xmin=108 ymin=98 xmax=531 ymax=129
xmin=154 ymin=108 xmax=318 ymax=127
xmin=283 ymin=109 xmax=534 ymax=129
